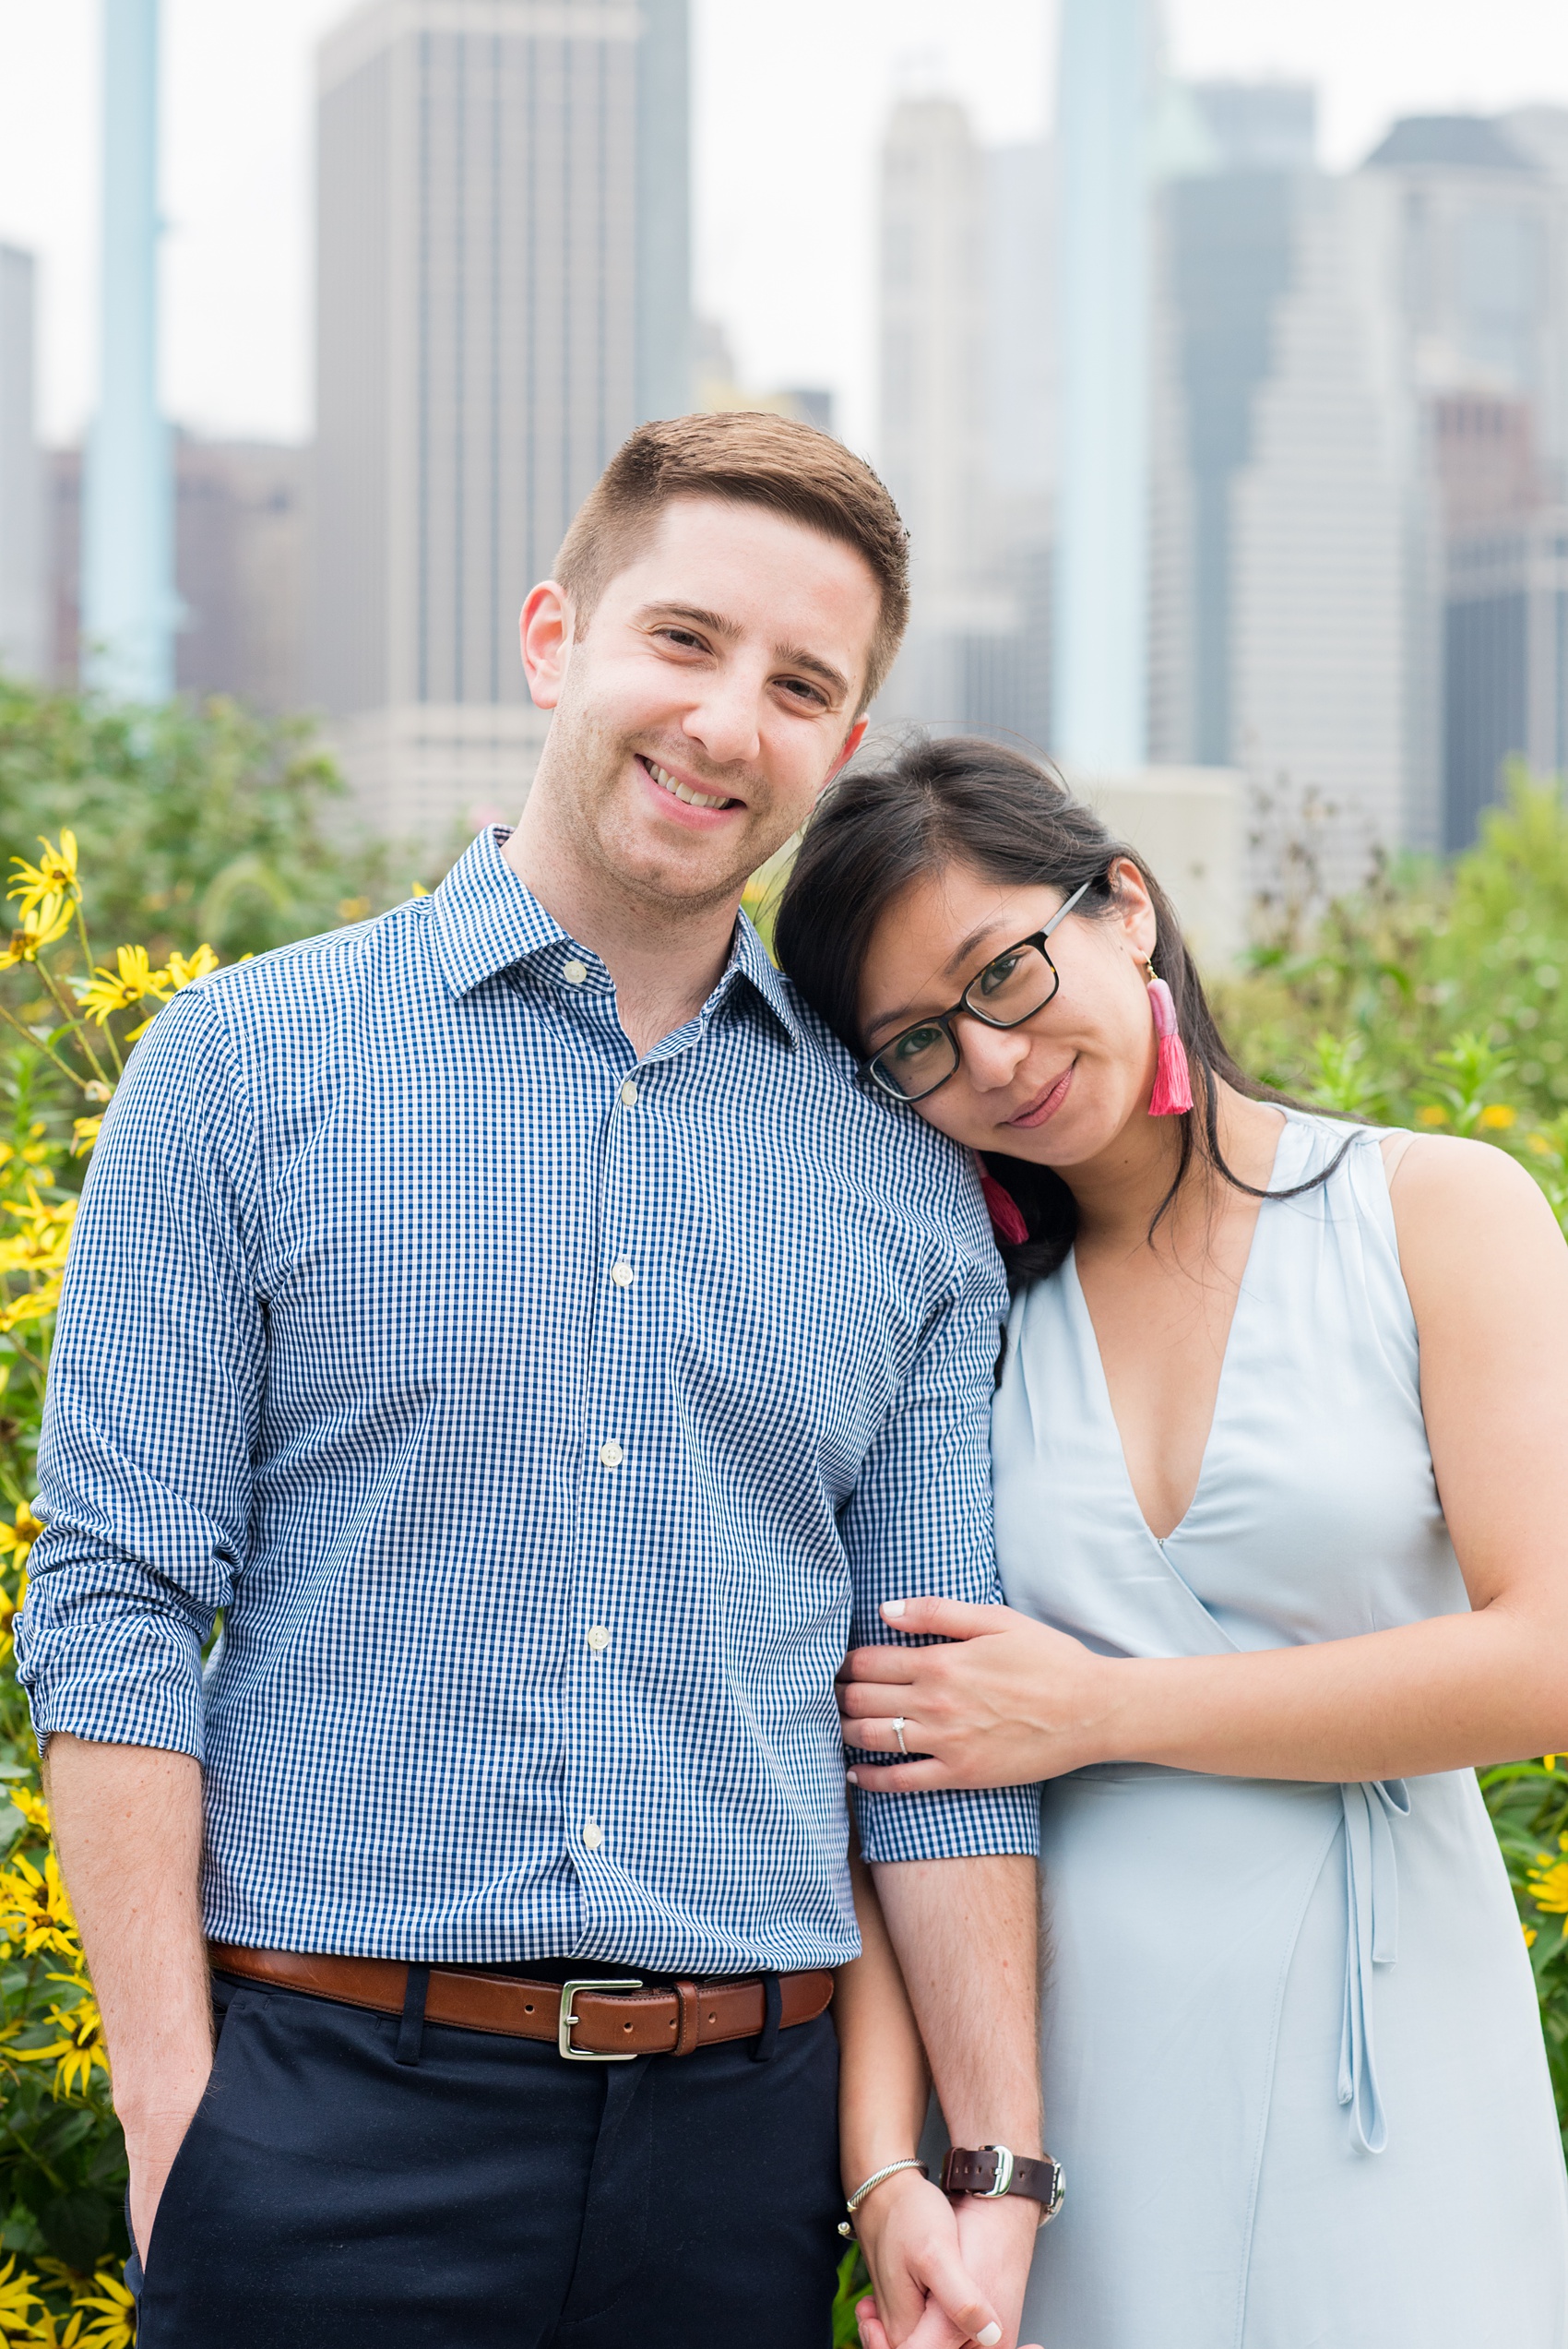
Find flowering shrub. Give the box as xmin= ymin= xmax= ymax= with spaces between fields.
xmin=0 ymin=829 xmax=221 ymax=2342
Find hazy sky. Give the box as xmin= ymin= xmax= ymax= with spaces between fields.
xmin=3 ymin=0 xmax=1567 ymax=454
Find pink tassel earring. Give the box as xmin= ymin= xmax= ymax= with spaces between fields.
xmin=979 ymin=1165 xmax=1028 ymax=1247
xmin=1146 ymin=960 xmax=1193 ymax=1117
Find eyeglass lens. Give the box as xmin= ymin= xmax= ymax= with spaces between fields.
xmin=870 ymin=940 xmax=1058 ymax=1101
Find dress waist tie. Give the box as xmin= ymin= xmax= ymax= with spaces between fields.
xmin=1338 ymin=1777 xmax=1411 ymax=2153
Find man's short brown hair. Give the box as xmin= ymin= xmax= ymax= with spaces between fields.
xmin=553 ymin=411 xmax=910 ymax=711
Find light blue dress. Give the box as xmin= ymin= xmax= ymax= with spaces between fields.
xmin=994 ymin=1113 xmax=1568 ymax=2346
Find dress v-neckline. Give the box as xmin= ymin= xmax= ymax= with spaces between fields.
xmin=1065 ymin=1111 xmax=1294 ymax=1548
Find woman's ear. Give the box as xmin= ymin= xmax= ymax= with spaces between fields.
xmin=1106 ymin=856 xmax=1159 ymax=961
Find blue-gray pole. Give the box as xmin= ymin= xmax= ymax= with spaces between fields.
xmin=1053 ymin=0 xmax=1151 ymax=770
xmin=82 ymin=0 xmax=172 ymax=703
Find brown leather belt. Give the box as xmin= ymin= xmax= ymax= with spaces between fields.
xmin=209 ymin=1944 xmax=834 ymax=2060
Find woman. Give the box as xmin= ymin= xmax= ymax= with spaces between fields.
xmin=775 ymin=738 xmax=1568 ymax=2347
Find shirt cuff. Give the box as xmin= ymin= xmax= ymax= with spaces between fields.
xmin=850 ymin=1780 xmax=1040 ymax=1865
xmin=17 ymin=1580 xmax=208 ymax=1763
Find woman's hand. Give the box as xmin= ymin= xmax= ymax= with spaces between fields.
xmin=851 ymin=2167 xmax=1042 ymax=2349
xmin=839 ymin=1597 xmax=1113 ymax=1791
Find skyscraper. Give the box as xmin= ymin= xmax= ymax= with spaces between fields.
xmin=82 ymin=0 xmax=174 ymax=705
xmin=1053 ymin=0 xmax=1154 ymax=771
xmin=0 ymin=244 xmax=44 ymax=681
xmin=1360 ymin=113 xmax=1568 ymax=846
xmin=878 ymin=97 xmax=986 ymax=623
xmin=875 ymin=100 xmax=1053 ymax=746
xmin=312 ymin=0 xmax=691 ymax=845
xmin=1228 ymin=169 xmax=1440 ymax=891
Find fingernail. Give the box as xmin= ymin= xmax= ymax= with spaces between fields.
xmin=977 ymin=2328 xmax=1003 ymax=2347
xmin=882 ymin=1598 xmax=906 ymax=1619
xmin=846 ymin=1771 xmax=859 ymax=1785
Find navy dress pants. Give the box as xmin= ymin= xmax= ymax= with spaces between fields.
xmin=131 ymin=1972 xmax=841 ymax=2347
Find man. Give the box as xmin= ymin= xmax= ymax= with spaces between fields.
xmin=20 ymin=413 xmax=1044 ymax=2347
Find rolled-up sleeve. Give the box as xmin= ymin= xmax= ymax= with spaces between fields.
xmin=843 ymin=1191 xmax=1040 ymax=1866
xmin=17 ymin=985 xmax=265 ymax=1759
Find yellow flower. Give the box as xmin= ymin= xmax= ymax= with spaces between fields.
xmin=163 ymin=943 xmax=219 ymax=991
xmin=337 ymin=897 xmax=371 ymax=924
xmin=0 ymin=1848 xmax=80 ymax=1962
xmin=1416 ymin=1103 xmax=1449 ymax=1127
xmin=410 ymin=881 xmax=430 ymax=900
xmin=1525 ymin=1923 xmax=1538 ymax=1948
xmin=0 ymin=2254 xmax=44 ymax=2332
xmin=1478 ymin=1103 xmax=1517 ymax=1130
xmin=7 ymin=831 xmax=78 ymax=915
xmin=0 ymin=1500 xmax=44 ymax=1575
xmin=18 ymin=1992 xmax=110 ymax=2101
xmin=8 ymin=1784 xmax=51 ymax=1842
xmin=1546 ymin=1755 xmax=1559 ymax=1771
xmin=163 ymin=943 xmax=219 ymax=990
xmin=1528 ymin=1134 xmax=1554 ymax=1157
xmin=1 ymin=892 xmax=73 ymax=967
xmin=66 ymin=2269 xmax=137 ymax=2349
xmin=76 ymin=943 xmax=167 ymax=1026
xmin=70 ymin=1115 xmax=103 ymax=1158
xmin=0 ymin=1575 xmax=23 ymax=1663
xmin=0 ymin=1281 xmax=62 ymax=1335
xmin=1526 ymin=1832 xmax=1568 ymax=1930
xmin=0 ymin=1186 xmax=77 ymax=1278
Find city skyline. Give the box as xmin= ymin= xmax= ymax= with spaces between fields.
xmin=3 ymin=0 xmax=1568 ymax=459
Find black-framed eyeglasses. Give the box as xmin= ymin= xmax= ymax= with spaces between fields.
xmin=860 ymin=878 xmax=1094 ymax=1104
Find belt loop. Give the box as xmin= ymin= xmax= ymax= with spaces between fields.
xmin=750 ymin=1972 xmax=783 ymax=2065
xmin=672 ymin=1980 xmax=700 ymax=2057
xmin=396 ymin=1963 xmax=430 ymax=2067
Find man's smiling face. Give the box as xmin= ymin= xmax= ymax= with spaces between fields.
xmin=520 ymin=494 xmax=879 ymax=912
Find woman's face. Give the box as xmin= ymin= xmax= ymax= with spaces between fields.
xmin=856 ymin=857 xmax=1163 ymax=1168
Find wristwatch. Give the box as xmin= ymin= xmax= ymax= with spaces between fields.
xmin=942 ymin=2144 xmax=1065 ymax=2227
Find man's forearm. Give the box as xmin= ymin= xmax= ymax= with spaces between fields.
xmin=871 ymin=1854 xmax=1041 ymax=2148
xmin=44 ymin=1735 xmax=212 ymax=2251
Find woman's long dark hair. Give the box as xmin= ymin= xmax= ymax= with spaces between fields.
xmin=774 ymin=734 xmax=1348 ymax=1286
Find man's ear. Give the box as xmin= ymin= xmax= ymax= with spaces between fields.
xmin=519 ymin=582 xmax=574 ymax=709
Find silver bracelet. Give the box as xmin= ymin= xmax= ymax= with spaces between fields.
xmin=837 ymin=2157 xmax=929 ymax=2237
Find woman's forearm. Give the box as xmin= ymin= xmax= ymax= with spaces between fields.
xmin=835 ymin=1843 xmax=931 ymax=2185
xmin=1102 ymin=1597 xmax=1568 ymax=1783
xmin=842 ymin=1586 xmax=1568 ymax=1796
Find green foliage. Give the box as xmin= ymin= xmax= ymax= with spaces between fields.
xmin=0 ymin=674 xmax=405 ymax=969
xmin=832 ymin=2246 xmax=870 ymax=2345
xmin=1218 ymin=763 xmax=1568 ymax=1163
xmin=1479 ymin=1760 xmax=1568 ymax=2152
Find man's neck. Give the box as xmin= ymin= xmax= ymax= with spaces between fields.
xmin=502 ymin=815 xmax=741 ymax=1060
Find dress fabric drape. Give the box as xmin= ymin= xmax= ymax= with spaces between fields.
xmin=994 ymin=1113 xmax=1568 ymax=2347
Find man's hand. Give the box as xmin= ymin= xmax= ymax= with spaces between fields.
xmin=852 ymin=2171 xmax=1042 ymax=2349
xmin=124 ymin=2077 xmax=211 ymax=2266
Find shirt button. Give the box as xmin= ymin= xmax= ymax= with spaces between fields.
xmin=586 ymin=1625 xmax=611 ymax=1653
xmin=599 ymin=1439 xmax=624 ymax=1470
xmin=619 ymin=1079 xmax=639 ymax=1108
xmin=563 ymin=959 xmax=588 ymax=985
xmin=610 ymin=1259 xmax=635 ymax=1289
xmin=583 ymin=1819 xmax=603 ymax=1852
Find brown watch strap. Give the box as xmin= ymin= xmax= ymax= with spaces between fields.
xmin=941 ymin=2145 xmax=1064 ymax=2221
xmin=208 ymin=1944 xmax=833 ymax=2057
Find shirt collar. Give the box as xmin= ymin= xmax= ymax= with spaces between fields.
xmin=429 ymin=828 xmax=574 ymax=995
xmin=427 ymin=825 xmax=802 ymax=1047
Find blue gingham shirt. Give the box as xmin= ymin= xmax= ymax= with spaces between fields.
xmin=19 ymin=828 xmax=1036 ymax=1972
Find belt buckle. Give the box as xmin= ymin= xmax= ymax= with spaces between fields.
xmin=558 ymin=1976 xmax=643 ymax=2061
xmin=974 ymin=2145 xmax=1016 ymax=2198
